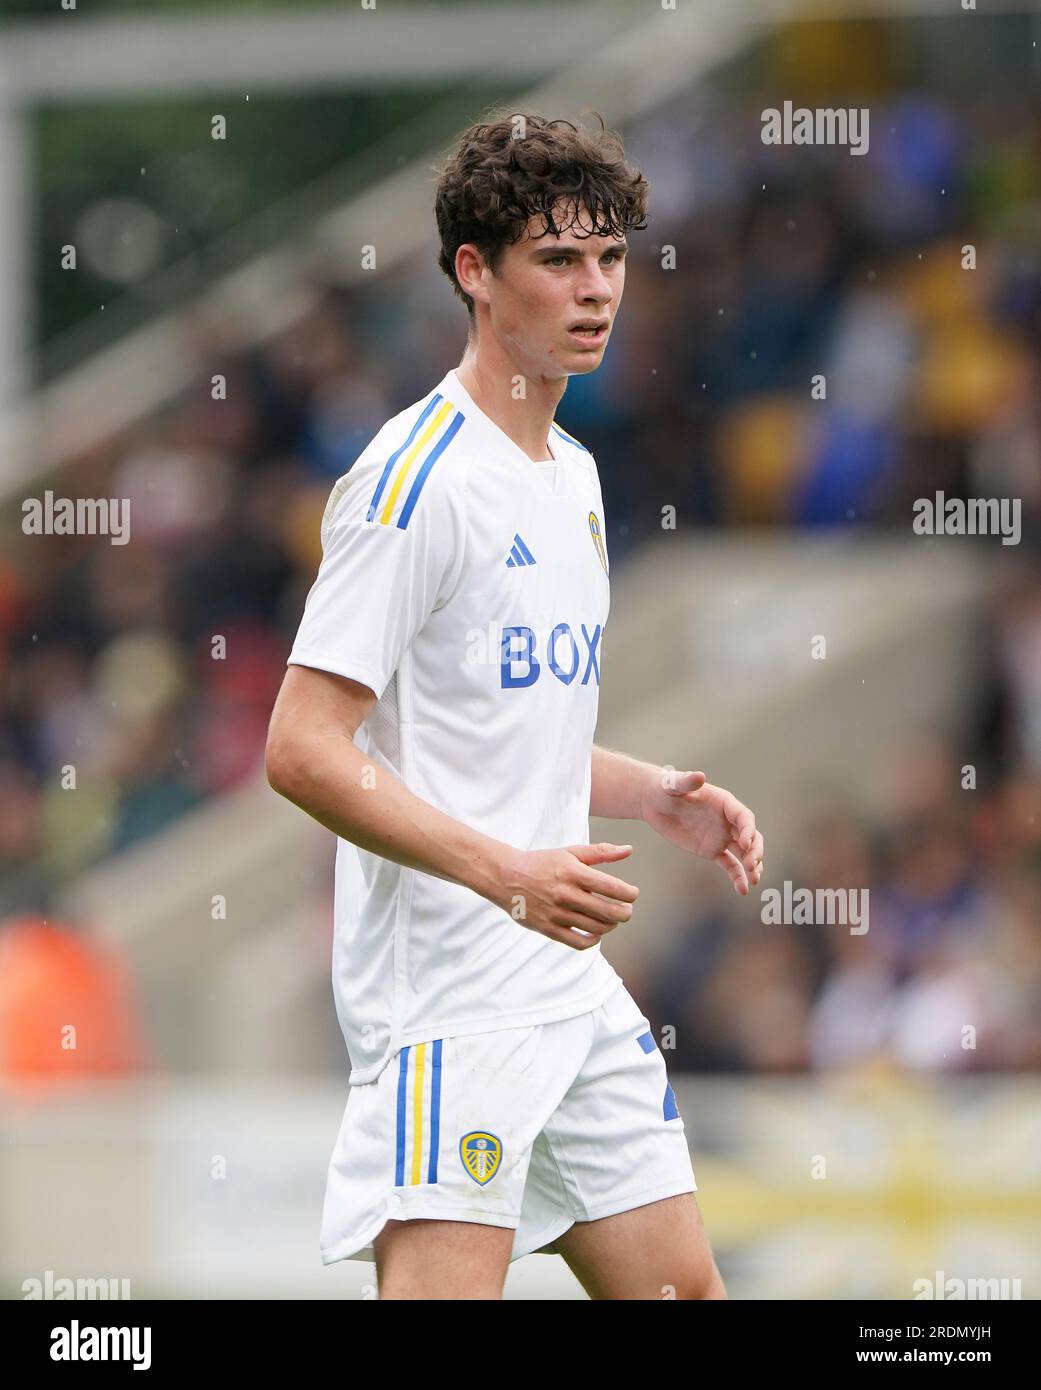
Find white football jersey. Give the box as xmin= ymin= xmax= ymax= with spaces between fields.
xmin=287 ymin=367 xmax=621 ymax=1084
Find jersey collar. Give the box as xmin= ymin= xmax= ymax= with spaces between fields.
xmin=441 ymin=368 xmax=559 ymax=466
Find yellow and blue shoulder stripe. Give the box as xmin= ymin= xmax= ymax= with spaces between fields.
xmin=366 ymin=393 xmax=465 ymax=529
xmin=550 ymin=420 xmax=591 ymax=454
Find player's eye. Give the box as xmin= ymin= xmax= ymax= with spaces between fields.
xmin=546 ymin=252 xmax=622 ymax=267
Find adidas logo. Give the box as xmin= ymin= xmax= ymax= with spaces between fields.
xmin=505 ymin=533 xmax=536 ymax=567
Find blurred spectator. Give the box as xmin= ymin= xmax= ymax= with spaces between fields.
xmin=0 ymin=916 xmax=152 ymax=1087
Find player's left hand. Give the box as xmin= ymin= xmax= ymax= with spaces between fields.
xmin=640 ymin=769 xmax=764 ymax=895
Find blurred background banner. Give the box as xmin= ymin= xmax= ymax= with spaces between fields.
xmin=1 ymin=0 xmax=1040 ymax=1300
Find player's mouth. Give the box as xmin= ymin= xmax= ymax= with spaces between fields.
xmin=567 ymin=319 xmax=609 ymax=347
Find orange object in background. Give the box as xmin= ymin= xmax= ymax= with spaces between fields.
xmin=0 ymin=916 xmax=153 ymax=1085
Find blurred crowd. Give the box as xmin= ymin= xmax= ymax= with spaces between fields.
xmin=1 ymin=64 xmax=1040 ymax=1075
xmin=640 ymin=719 xmax=1041 ymax=1074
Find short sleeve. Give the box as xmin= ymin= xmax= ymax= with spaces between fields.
xmin=286 ymin=452 xmax=468 ymax=701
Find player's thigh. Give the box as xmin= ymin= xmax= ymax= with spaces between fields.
xmin=554 ymin=1191 xmax=726 ymax=1300
xmin=373 ymin=1217 xmax=515 ymax=1300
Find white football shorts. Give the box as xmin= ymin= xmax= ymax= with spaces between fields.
xmin=319 ymin=980 xmax=697 ymax=1265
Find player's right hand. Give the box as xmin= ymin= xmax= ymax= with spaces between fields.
xmin=495 ymin=843 xmax=639 ymax=950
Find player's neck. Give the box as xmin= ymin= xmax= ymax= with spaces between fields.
xmin=455 ymin=347 xmax=565 ymax=464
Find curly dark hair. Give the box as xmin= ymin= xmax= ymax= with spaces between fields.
xmin=433 ymin=109 xmax=650 ymax=319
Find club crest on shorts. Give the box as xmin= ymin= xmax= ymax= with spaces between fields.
xmin=588 ymin=510 xmax=608 ymax=574
xmin=459 ymin=1131 xmax=502 ymax=1185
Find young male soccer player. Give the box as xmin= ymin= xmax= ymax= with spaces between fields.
xmin=266 ymin=112 xmax=764 ymax=1300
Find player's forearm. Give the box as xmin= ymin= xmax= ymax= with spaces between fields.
xmin=589 ymin=743 xmax=662 ymax=821
xmin=269 ymin=735 xmax=510 ymax=905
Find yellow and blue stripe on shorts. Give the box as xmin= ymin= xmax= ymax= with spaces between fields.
xmin=394 ymin=1040 xmax=443 ymax=1186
